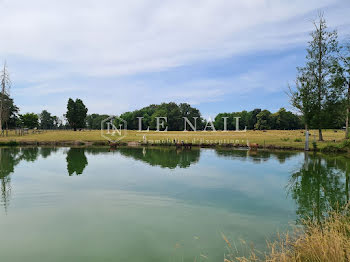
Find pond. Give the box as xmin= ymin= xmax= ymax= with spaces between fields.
xmin=0 ymin=147 xmax=349 ymax=262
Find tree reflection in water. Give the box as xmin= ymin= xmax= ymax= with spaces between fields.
xmin=1 ymin=147 xmax=350 ymax=220
xmin=117 ymin=147 xmax=200 ymax=169
xmin=66 ymin=148 xmax=88 ymax=176
xmin=0 ymin=147 xmax=58 ymax=212
xmin=288 ymin=152 xmax=350 ymax=224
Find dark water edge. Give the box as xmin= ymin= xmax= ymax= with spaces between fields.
xmin=0 ymin=139 xmax=307 ymax=150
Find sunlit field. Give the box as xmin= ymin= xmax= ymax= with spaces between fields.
xmin=0 ymin=129 xmax=346 ymax=149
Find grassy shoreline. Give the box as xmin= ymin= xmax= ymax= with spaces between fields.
xmin=225 ymin=206 xmax=350 ymax=262
xmin=0 ymin=129 xmax=349 ymax=152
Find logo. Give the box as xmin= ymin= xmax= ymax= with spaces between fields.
xmin=101 ymin=116 xmax=127 ymax=142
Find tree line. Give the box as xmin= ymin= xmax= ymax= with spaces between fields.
xmin=0 ymin=91 xmax=306 ymax=131
xmin=85 ymin=102 xmax=303 ymax=131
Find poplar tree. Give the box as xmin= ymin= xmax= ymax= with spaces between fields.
xmin=297 ymin=13 xmax=338 ymax=141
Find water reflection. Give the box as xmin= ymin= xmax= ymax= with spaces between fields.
xmin=66 ymin=148 xmax=88 ymax=176
xmin=288 ymin=153 xmax=350 ymax=224
xmin=215 ymin=149 xmax=298 ymax=163
xmin=1 ymin=147 xmax=350 ymax=223
xmin=0 ymin=147 xmax=58 ymax=211
xmin=117 ymin=147 xmax=200 ymax=169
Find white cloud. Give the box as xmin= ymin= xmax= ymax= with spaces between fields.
xmin=1 ymin=0 xmax=349 ymax=79
xmin=2 ymin=0 xmax=350 ymax=116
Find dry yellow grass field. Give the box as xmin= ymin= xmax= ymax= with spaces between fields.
xmin=0 ymin=129 xmax=346 ymax=149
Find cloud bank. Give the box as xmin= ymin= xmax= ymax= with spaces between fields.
xmin=0 ymin=0 xmax=349 ymax=115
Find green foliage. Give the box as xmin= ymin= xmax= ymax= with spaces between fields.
xmin=66 ymin=98 xmax=88 ymax=131
xmin=255 ymin=110 xmax=272 ymax=130
xmin=119 ymin=102 xmax=204 ymax=131
xmin=39 ymin=110 xmax=59 ymax=129
xmin=20 ymin=113 xmax=39 ymax=129
xmin=86 ymin=114 xmax=110 ymax=129
xmin=294 ymin=138 xmax=302 ymax=142
xmin=0 ymin=93 xmax=19 ymax=129
xmin=290 ymin=14 xmax=340 ymax=138
xmin=214 ymin=108 xmax=302 ymax=131
xmin=271 ymin=108 xmax=303 ymax=130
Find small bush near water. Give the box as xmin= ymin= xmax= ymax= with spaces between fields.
xmin=224 ymin=205 xmax=350 ymax=262
xmin=322 ymin=140 xmax=350 ymax=153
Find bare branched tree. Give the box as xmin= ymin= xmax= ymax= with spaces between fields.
xmin=0 ymin=62 xmax=11 ymax=133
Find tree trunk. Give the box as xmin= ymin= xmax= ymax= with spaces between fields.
xmin=0 ymin=94 xmax=2 ymax=133
xmin=346 ymin=81 xmax=350 ymax=139
xmin=318 ymin=128 xmax=323 ymax=141
xmin=346 ymin=166 xmax=349 ymax=203
xmin=317 ymin=21 xmax=323 ymax=141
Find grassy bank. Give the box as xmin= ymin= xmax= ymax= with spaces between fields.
xmin=225 ymin=206 xmax=350 ymax=262
xmin=0 ymin=129 xmax=347 ymax=150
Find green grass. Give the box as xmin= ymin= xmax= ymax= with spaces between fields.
xmin=0 ymin=129 xmax=347 ymax=149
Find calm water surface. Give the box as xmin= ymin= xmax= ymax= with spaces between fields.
xmin=0 ymin=147 xmax=349 ymax=261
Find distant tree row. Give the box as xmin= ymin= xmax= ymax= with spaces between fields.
xmin=84 ymin=102 xmax=303 ymax=131
xmin=119 ymin=102 xmax=205 ymax=131
xmin=214 ymin=108 xmax=303 ymax=130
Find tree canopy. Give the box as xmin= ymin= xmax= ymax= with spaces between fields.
xmin=20 ymin=113 xmax=39 ymax=129
xmin=39 ymin=110 xmax=59 ymax=129
xmin=66 ymin=98 xmax=88 ymax=131
xmin=289 ymin=14 xmax=341 ymax=139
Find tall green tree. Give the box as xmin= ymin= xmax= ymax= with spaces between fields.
xmin=271 ymin=108 xmax=302 ymax=130
xmin=39 ymin=110 xmax=57 ymax=129
xmin=20 ymin=113 xmax=39 ymax=129
xmin=255 ymin=110 xmax=272 ymax=130
xmin=0 ymin=93 xmax=19 ymax=129
xmin=66 ymin=98 xmax=88 ymax=131
xmin=297 ymin=14 xmax=338 ymax=140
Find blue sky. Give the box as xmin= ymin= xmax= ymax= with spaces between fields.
xmin=1 ymin=0 xmax=350 ymax=119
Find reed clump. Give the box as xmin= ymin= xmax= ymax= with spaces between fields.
xmin=224 ymin=206 xmax=350 ymax=262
